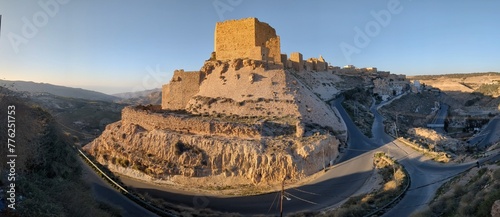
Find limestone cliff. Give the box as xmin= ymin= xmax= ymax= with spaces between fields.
xmin=84 ymin=106 xmax=339 ymax=187
xmin=186 ymin=59 xmax=346 ymax=137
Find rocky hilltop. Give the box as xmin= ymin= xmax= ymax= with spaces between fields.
xmin=84 ymin=60 xmax=344 ymax=188
xmin=184 ymin=59 xmax=345 ymax=134
xmin=86 ymin=106 xmax=339 ymax=187
xmin=84 ymin=17 xmax=346 ymax=190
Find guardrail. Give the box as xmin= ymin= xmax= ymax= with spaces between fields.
xmin=426 ymin=123 xmax=445 ymax=128
xmin=78 ymin=149 xmax=129 ymax=193
xmin=77 ymin=149 xmax=177 ymax=217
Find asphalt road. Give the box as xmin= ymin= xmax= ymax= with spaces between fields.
xmin=468 ymin=115 xmax=500 ymax=149
xmin=429 ymin=103 xmax=448 ymax=125
xmin=429 ymin=103 xmax=449 ymax=133
xmin=79 ymin=157 xmax=158 ymax=217
xmin=370 ymin=100 xmax=489 ymax=217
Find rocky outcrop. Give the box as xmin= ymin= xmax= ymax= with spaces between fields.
xmin=84 ymin=120 xmax=339 ymax=187
xmin=85 ymin=60 xmax=346 ymax=189
xmin=186 ymin=61 xmax=346 ymax=138
xmin=407 ymin=127 xmax=465 ymax=152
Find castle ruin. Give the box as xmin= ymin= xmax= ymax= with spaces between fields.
xmin=161 ymin=70 xmax=204 ymax=110
xmin=214 ymin=17 xmax=281 ymax=63
xmin=162 ymin=17 xmax=330 ymax=111
xmin=87 ymin=17 xmax=346 ymax=190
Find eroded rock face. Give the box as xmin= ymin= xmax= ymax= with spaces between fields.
xmin=186 ymin=63 xmax=346 ymax=138
xmin=84 ymin=119 xmax=339 ymax=187
xmin=407 ymin=127 xmax=465 ymax=152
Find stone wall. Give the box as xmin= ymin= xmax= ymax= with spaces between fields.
xmin=263 ymin=34 xmax=281 ymax=63
xmin=122 ymin=107 xmax=263 ymax=139
xmin=162 ymin=70 xmax=203 ymax=110
xmin=293 ymin=55 xmax=327 ymax=72
xmin=214 ymin=17 xmax=281 ymax=63
xmin=290 ymin=52 xmax=303 ymax=72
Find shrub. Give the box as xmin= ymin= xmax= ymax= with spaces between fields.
xmin=493 ymin=168 xmax=500 ymax=180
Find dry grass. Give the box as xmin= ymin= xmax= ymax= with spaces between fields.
xmin=413 ymin=165 xmax=500 ymax=217
xmin=383 ymin=180 xmax=397 ymax=191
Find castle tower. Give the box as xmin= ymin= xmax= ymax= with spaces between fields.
xmin=214 ymin=17 xmax=281 ymax=63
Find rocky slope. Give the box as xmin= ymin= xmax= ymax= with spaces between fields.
xmin=414 ymin=164 xmax=500 ymax=217
xmin=85 ymin=59 xmax=346 ymax=190
xmin=410 ymin=72 xmax=500 ymax=112
xmin=407 ymin=127 xmax=465 ymax=153
xmin=84 ymin=105 xmax=339 ymax=188
xmin=0 ymin=88 xmax=120 ymax=216
xmin=185 ymin=59 xmax=346 ymax=137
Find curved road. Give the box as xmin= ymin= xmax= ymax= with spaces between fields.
xmin=84 ymin=96 xmax=499 ymax=216
xmin=371 ymin=98 xmax=495 ymax=216
xmin=468 ymin=115 xmax=500 ymax=149
xmin=79 ymin=157 xmax=158 ymax=217
xmin=116 ymin=98 xmax=381 ymax=216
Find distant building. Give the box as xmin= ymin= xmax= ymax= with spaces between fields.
xmin=411 ymin=80 xmax=421 ymax=93
xmin=377 ymin=71 xmax=390 ymax=78
xmin=373 ymin=73 xmax=410 ymax=100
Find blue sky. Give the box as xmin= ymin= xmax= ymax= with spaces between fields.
xmin=1 ymin=0 xmax=499 ymax=94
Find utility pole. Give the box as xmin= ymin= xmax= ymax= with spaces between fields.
xmin=280 ymin=177 xmax=285 ymax=217
xmin=394 ymin=112 xmax=399 ymax=138
xmin=322 ymin=148 xmax=325 ymax=171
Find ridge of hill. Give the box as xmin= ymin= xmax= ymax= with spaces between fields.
xmin=409 ymin=72 xmax=500 ymax=80
xmin=409 ymin=72 xmax=500 ymax=97
xmin=0 ymin=80 xmax=120 ymax=102
xmin=113 ymin=88 xmax=162 ymax=105
xmin=112 ymin=88 xmax=161 ymax=99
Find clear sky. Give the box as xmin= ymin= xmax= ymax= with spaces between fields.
xmin=1 ymin=0 xmax=499 ymax=94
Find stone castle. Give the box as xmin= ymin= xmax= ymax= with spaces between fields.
xmin=86 ymin=17 xmax=345 ymax=190
xmin=214 ymin=17 xmax=282 ymax=63
xmin=162 ymin=17 xmax=328 ymax=111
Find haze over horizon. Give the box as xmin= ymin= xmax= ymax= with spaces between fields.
xmin=1 ymin=0 xmax=499 ymax=94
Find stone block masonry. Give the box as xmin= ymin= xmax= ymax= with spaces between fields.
xmin=161 ymin=70 xmax=203 ymax=110
xmin=290 ymin=52 xmax=303 ymax=72
xmin=214 ymin=17 xmax=281 ymax=63
xmin=122 ymin=106 xmax=263 ymax=139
